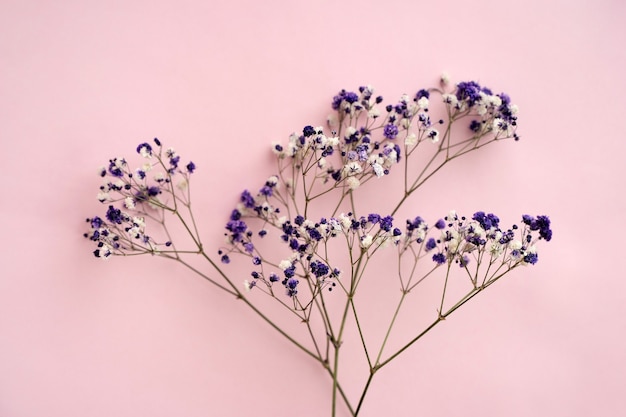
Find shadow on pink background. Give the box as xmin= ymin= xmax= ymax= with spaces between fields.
xmin=1 ymin=0 xmax=625 ymax=416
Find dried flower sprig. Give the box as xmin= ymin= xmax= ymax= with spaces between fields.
xmin=84 ymin=76 xmax=551 ymax=416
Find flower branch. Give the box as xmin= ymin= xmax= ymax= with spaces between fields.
xmin=84 ymin=76 xmax=550 ymax=416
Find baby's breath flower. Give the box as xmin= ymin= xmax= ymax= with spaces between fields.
xmin=371 ymin=162 xmax=384 ymax=178
xmin=335 ymin=213 xmax=349 ymax=230
xmin=343 ymin=162 xmax=362 ymax=176
xmin=271 ymin=142 xmax=285 ymax=157
xmin=124 ymin=197 xmax=136 ymax=210
xmin=360 ymin=234 xmax=373 ymax=249
xmin=346 ymin=176 xmax=360 ymax=190
xmin=383 ymin=123 xmax=399 ymax=139
xmin=177 ymin=178 xmax=188 ymax=190
xmin=440 ymin=72 xmax=450 ymax=86
xmin=427 ymin=128 xmax=440 ymax=143
xmin=93 ymin=244 xmax=112 ymax=259
xmin=442 ymin=93 xmax=458 ymax=107
xmin=327 ymin=113 xmax=339 ymax=127
xmin=326 ymin=135 xmax=340 ymax=147
xmin=279 ymin=259 xmax=292 ymax=271
xmin=137 ymin=143 xmax=153 ymax=158
xmin=368 ymin=108 xmax=380 ymax=118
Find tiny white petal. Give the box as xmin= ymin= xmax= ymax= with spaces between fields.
xmin=372 ymin=163 xmax=384 ymax=178
xmin=427 ymin=128 xmax=440 ymax=143
xmin=442 ymin=94 xmax=458 ymax=107
xmin=139 ymin=146 xmax=151 ymax=158
xmin=97 ymin=192 xmax=110 ymax=202
xmin=177 ymin=178 xmax=188 ymax=190
xmin=346 ymin=177 xmax=360 ymax=190
xmin=124 ymin=197 xmax=136 ymax=210
xmin=343 ymin=162 xmax=363 ymax=176
xmin=440 ymin=72 xmax=450 ymax=86
xmin=368 ymin=108 xmax=380 ymax=118
xmin=360 ymin=235 xmax=373 ymax=249
xmin=339 ymin=213 xmax=352 ymax=230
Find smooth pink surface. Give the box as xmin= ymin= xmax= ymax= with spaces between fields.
xmin=1 ymin=0 xmax=625 ymax=416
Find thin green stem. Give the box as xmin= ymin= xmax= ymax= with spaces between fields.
xmin=374 ymin=291 xmax=408 ymax=367
xmin=350 ymin=298 xmax=372 ymax=370
xmin=355 ymin=371 xmax=374 ymax=415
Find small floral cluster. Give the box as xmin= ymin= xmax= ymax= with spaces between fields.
xmin=222 ymin=200 xmax=417 ymax=297
xmin=270 ymin=81 xmax=518 ymax=199
xmin=445 ymin=81 xmax=519 ymax=139
xmin=221 ymin=183 xmax=552 ymax=297
xmin=84 ymin=138 xmax=196 ymax=258
xmin=418 ymin=210 xmax=552 ymax=271
xmin=272 ymin=124 xmax=402 ymax=191
xmin=218 ymin=80 xmax=532 ymax=301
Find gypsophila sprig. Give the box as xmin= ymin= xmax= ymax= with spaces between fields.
xmin=85 ymin=138 xmax=204 ymax=259
xmin=84 ymin=75 xmax=550 ymax=417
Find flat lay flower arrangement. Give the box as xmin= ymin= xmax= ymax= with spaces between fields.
xmin=85 ymin=75 xmax=552 ymax=416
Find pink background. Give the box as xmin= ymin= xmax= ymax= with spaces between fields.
xmin=1 ymin=0 xmax=625 ymax=416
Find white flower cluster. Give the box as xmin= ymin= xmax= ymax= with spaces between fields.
xmin=428 ymin=211 xmax=542 ymax=269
